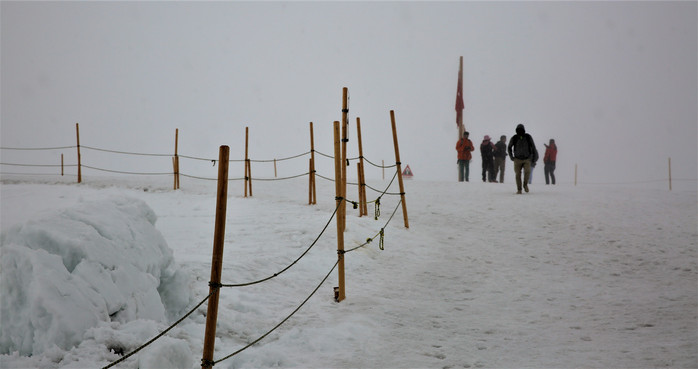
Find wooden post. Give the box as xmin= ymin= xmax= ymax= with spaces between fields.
xmin=201 ymin=145 xmax=230 ymax=369
xmin=76 ymin=123 xmax=81 ymax=183
xmin=575 ymin=164 xmax=578 ymax=186
xmin=390 ymin=110 xmax=409 ymax=229
xmin=309 ymin=159 xmax=314 ymax=204
xmin=333 ymin=121 xmax=346 ymax=302
xmin=273 ymin=159 xmax=277 ymax=178
xmin=244 ymin=127 xmax=252 ymax=197
xmin=61 ymin=154 xmax=64 ymax=176
xmin=173 ymin=128 xmax=180 ymax=190
xmin=668 ymin=157 xmax=672 ymax=191
xmin=309 ymin=122 xmax=317 ymax=205
xmin=341 ymin=87 xmax=348 ymax=231
xmin=356 ymin=117 xmax=367 ymax=216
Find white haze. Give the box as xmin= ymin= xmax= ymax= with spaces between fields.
xmin=1 ymin=1 xmax=696 ymax=187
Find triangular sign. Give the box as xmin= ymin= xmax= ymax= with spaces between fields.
xmin=402 ymin=165 xmax=413 ymax=177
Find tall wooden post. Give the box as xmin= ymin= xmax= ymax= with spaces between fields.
xmin=173 ymin=128 xmax=180 ymax=190
xmin=668 ymin=157 xmax=672 ymax=191
xmin=201 ymin=145 xmax=230 ymax=369
xmin=382 ymin=160 xmax=385 ymax=180
xmin=333 ymin=121 xmax=346 ymax=302
xmin=273 ymin=159 xmax=277 ymax=178
xmin=390 ymin=110 xmax=409 ymax=229
xmin=244 ymin=127 xmax=252 ymax=197
xmin=356 ymin=117 xmax=367 ymax=216
xmin=575 ymin=164 xmax=578 ymax=186
xmin=341 ymin=87 xmax=349 ymax=231
xmin=76 ymin=123 xmax=81 ymax=183
xmin=309 ymin=122 xmax=317 ymax=205
xmin=61 ymin=154 xmax=64 ymax=176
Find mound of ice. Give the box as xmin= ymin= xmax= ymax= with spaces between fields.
xmin=0 ymin=196 xmax=192 ymax=356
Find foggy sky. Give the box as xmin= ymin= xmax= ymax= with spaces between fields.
xmin=2 ymin=1 xmax=696 ymax=186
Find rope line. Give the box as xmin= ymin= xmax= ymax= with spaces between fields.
xmin=249 ymin=151 xmax=311 ymax=163
xmin=81 ymin=145 xmax=172 ymax=157
xmin=213 ymin=260 xmax=339 ymax=366
xmin=363 ymin=156 xmax=398 ymax=169
xmin=82 ymin=165 xmax=172 ymax=176
xmin=0 ymin=172 xmax=78 ymax=176
xmin=250 ymin=172 xmax=310 ymax=181
xmin=220 ymin=201 xmax=340 ymax=288
xmin=0 ymin=145 xmax=76 ymax=150
xmin=345 ymin=198 xmax=403 ymax=254
xmin=1 ymin=162 xmax=77 ymax=167
xmin=101 ymin=292 xmax=214 ymax=369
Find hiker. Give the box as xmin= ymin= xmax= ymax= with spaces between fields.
xmin=507 ymin=124 xmax=539 ymax=194
xmin=480 ymin=135 xmax=497 ymax=182
xmin=493 ymin=135 xmax=507 ymax=183
xmin=456 ymin=131 xmax=474 ymax=182
xmin=544 ymin=139 xmax=558 ymax=185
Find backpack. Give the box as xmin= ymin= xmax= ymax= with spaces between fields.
xmin=513 ymin=134 xmax=535 ymax=160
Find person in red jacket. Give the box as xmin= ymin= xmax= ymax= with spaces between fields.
xmin=543 ymin=139 xmax=558 ymax=185
xmin=456 ymin=131 xmax=474 ymax=182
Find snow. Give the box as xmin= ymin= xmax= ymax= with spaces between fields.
xmin=1 ymin=175 xmax=696 ymax=369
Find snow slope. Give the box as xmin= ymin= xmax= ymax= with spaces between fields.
xmin=1 ymin=175 xmax=696 ymax=369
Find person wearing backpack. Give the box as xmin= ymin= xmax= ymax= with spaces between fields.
xmin=507 ymin=123 xmax=539 ymax=194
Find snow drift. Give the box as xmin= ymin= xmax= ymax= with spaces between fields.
xmin=0 ymin=196 xmax=192 ymax=357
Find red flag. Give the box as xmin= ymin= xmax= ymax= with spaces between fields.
xmin=455 ymin=57 xmax=464 ymax=128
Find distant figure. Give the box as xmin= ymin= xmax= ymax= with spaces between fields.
xmin=493 ymin=135 xmax=507 ymax=183
xmin=480 ymin=135 xmax=496 ymax=182
xmin=456 ymin=131 xmax=474 ymax=182
xmin=507 ymin=124 xmax=539 ymax=194
xmin=544 ymin=139 xmax=558 ymax=185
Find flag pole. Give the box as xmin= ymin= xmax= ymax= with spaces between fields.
xmin=456 ymin=56 xmax=465 ymax=138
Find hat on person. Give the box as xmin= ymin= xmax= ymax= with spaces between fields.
xmin=484 ymin=135 xmax=491 ymax=141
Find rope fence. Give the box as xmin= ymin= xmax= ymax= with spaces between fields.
xmin=9 ymin=91 xmax=412 ymax=369
xmin=0 ymin=144 xmax=391 ymax=185
xmin=98 ymin=168 xmax=405 ymax=369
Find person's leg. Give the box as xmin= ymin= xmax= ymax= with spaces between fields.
xmin=523 ymin=160 xmax=531 ymax=192
xmin=458 ymin=160 xmax=464 ymax=182
xmin=465 ymin=160 xmax=470 ymax=182
xmin=514 ymin=159 xmax=523 ymax=193
xmin=482 ymin=161 xmax=487 ymax=182
xmin=492 ymin=158 xmax=499 ymax=182
xmin=499 ymin=159 xmax=505 ymax=183
xmin=544 ymin=164 xmax=550 ymax=184
xmin=550 ymin=162 xmax=556 ymax=185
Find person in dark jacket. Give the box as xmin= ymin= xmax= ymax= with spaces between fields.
xmin=507 ymin=124 xmax=538 ymax=194
xmin=493 ymin=135 xmax=507 ymax=183
xmin=480 ymin=135 xmax=496 ymax=182
xmin=544 ymin=139 xmax=558 ymax=185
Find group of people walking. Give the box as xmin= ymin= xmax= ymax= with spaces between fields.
xmin=456 ymin=123 xmax=558 ymax=194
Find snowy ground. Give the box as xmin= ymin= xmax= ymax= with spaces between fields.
xmin=1 ymin=174 xmax=696 ymax=369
